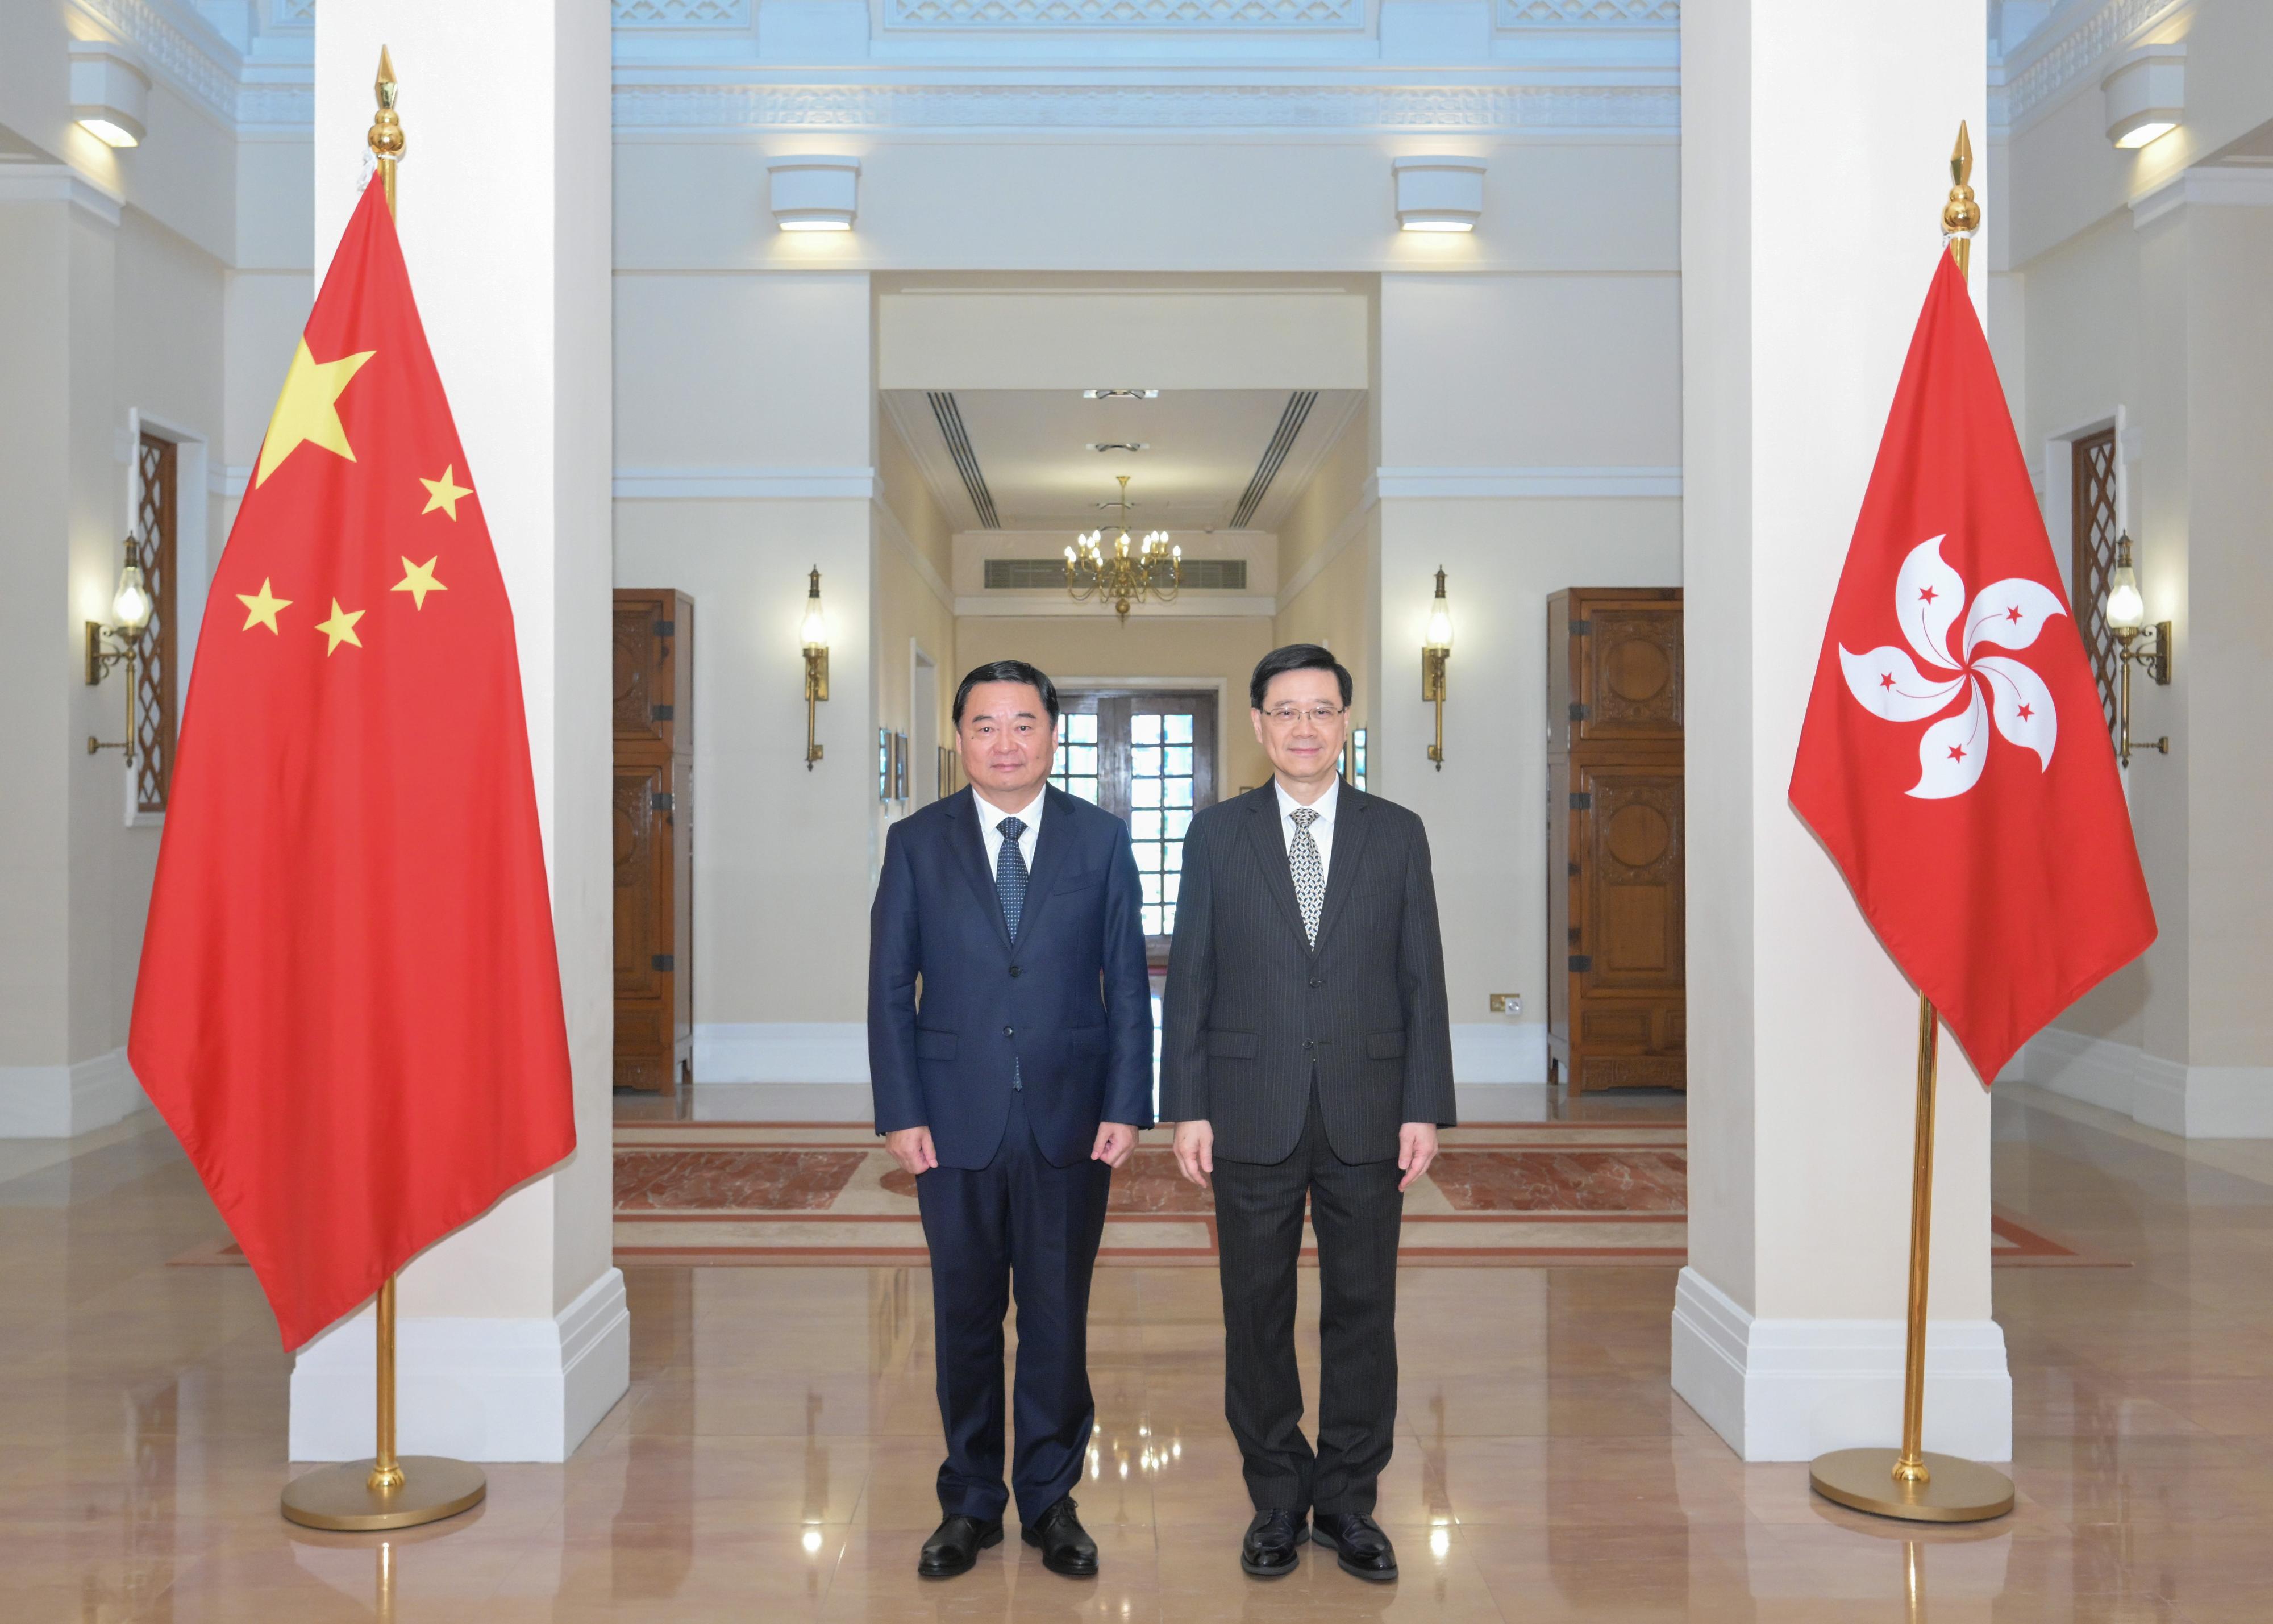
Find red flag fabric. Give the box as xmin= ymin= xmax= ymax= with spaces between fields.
xmin=129 ymin=179 xmax=575 ymax=1350
xmin=1789 ymin=252 xmax=2155 ymax=1085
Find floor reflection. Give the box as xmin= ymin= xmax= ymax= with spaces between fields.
xmin=5 ymin=1085 xmax=2273 ymax=1618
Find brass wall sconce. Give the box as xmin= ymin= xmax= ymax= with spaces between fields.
xmin=2102 ymin=532 xmax=2171 ymax=769
xmin=86 ymin=543 xmax=154 ymax=760
xmin=800 ymin=567 xmax=829 ymax=770
xmin=1421 ymin=567 xmax=1454 ymax=771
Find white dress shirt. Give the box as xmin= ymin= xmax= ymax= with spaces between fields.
xmin=976 ymin=783 xmax=1047 ymax=877
xmin=1272 ymin=774 xmax=1340 ymax=881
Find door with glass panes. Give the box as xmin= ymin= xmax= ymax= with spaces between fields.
xmin=1050 ymin=691 xmax=1218 ymax=959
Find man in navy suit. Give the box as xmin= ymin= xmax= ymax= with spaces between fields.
xmin=869 ymin=659 xmax=1152 ymax=1581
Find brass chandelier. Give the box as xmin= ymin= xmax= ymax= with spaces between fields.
xmin=1065 ymin=474 xmax=1180 ymax=619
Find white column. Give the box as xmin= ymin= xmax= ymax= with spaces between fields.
xmin=1673 ymin=0 xmax=2009 ymax=1463
xmin=289 ymin=1 xmax=623 ymax=1464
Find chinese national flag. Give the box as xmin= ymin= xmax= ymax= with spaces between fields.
xmin=1789 ymin=252 xmax=2155 ymax=1085
xmin=130 ymin=180 xmax=575 ymax=1350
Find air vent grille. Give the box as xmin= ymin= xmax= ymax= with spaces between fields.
xmin=986 ymin=558 xmax=1246 ymax=590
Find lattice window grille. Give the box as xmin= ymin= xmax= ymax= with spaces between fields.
xmin=132 ymin=435 xmax=176 ymax=814
xmin=2071 ymin=430 xmax=2122 ymax=742
xmin=1051 ymin=711 xmax=1101 ymax=805
xmin=1127 ymin=711 xmax=1194 ymax=938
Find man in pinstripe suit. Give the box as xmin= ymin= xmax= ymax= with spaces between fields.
xmin=1161 ymin=643 xmax=1456 ymax=1583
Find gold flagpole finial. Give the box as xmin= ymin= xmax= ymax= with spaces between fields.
xmin=369 ymin=47 xmax=403 ymax=216
xmin=1941 ymin=120 xmax=1979 ymax=280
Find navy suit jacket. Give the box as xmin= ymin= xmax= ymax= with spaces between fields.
xmin=868 ymin=785 xmax=1154 ymax=1170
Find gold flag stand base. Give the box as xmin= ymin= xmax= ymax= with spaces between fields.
xmin=281 ymin=1455 xmax=486 ymax=1532
xmin=281 ymin=1268 xmax=485 ymax=1532
xmin=1809 ymin=1449 xmax=2014 ymax=1525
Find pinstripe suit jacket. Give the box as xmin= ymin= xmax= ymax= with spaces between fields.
xmin=1159 ymin=782 xmax=1455 ymax=1165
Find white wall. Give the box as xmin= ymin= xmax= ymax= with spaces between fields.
xmin=1998 ymin=0 xmax=2273 ymax=1132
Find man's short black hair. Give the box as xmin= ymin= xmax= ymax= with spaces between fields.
xmin=953 ymin=659 xmax=1061 ymax=726
xmin=1249 ymin=644 xmax=1353 ymax=711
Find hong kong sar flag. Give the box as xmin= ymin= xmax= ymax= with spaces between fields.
xmin=129 ymin=178 xmax=575 ymax=1350
xmin=1789 ymin=251 xmax=2155 ymax=1085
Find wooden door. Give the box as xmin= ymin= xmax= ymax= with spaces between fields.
xmin=1546 ymin=588 xmax=1684 ymax=1094
xmin=1051 ymin=690 xmax=1217 ymax=958
xmin=613 ymin=590 xmax=694 ymax=1100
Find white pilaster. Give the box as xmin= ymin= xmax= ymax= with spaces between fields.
xmin=1676 ymin=0 xmax=2009 ymax=1463
xmin=295 ymin=1 xmax=623 ymax=1463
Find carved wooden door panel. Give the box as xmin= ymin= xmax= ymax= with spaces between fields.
xmin=1546 ymin=588 xmax=1684 ymax=1094
xmin=1568 ymin=760 xmax=1685 ymax=1086
xmin=613 ymin=590 xmax=693 ymax=1100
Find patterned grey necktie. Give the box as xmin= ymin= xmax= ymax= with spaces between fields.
xmin=995 ymin=817 xmax=1029 ymax=942
xmin=1289 ymin=806 xmax=1324 ymax=948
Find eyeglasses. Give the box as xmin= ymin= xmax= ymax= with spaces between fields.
xmin=1259 ymin=705 xmax=1347 ymax=727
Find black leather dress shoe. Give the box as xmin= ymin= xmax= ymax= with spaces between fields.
xmin=917 ymin=1513 xmax=1002 ymax=1579
xmin=1240 ymin=1507 xmax=1308 ymax=1577
xmin=1021 ymin=1495 xmax=1100 ymax=1577
xmin=1310 ymin=1511 xmax=1397 ymax=1581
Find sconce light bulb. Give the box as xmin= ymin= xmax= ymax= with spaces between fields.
xmin=1425 ymin=605 xmax=1454 ymax=652
xmin=801 ymin=569 xmax=829 ymax=651
xmin=2104 ymin=575 xmax=2145 ymax=632
xmin=112 ymin=563 xmax=153 ymax=633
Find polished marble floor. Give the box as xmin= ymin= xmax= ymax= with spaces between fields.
xmin=6 ymin=1084 xmax=2273 ymax=1620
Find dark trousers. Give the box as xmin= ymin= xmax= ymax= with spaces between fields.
xmin=915 ymin=1089 xmax=1112 ymax=1526
xmin=1211 ymin=1086 xmax=1403 ymax=1517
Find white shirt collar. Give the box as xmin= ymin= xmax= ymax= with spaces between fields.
xmin=1273 ymin=774 xmax=1339 ymax=827
xmin=976 ymin=784 xmax=1047 ymax=830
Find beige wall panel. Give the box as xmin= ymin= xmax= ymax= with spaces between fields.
xmin=614 ymin=272 xmax=873 ymax=469
xmin=877 ymin=288 xmax=1368 ymax=392
xmin=613 ymin=138 xmax=1677 ymax=277
xmin=2182 ymin=202 xmax=2273 ymax=1069
xmin=1378 ymin=274 xmax=1681 ymax=469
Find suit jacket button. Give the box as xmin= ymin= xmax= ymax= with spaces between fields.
xmin=1009 ymin=965 xmax=1021 ymax=977
xmin=1309 ymin=977 xmax=1323 ymax=988
xmin=1004 ymin=1026 xmax=1015 ymax=1037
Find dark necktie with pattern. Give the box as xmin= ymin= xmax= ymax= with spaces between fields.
xmin=997 ymin=816 xmax=1029 ymax=1092
xmin=996 ymin=816 xmax=1029 ymax=942
xmin=1289 ymin=805 xmax=1324 ymax=948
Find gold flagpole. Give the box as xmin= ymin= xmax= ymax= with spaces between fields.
xmin=280 ymin=53 xmax=486 ymax=1533
xmin=1807 ymin=124 xmax=2013 ymax=1526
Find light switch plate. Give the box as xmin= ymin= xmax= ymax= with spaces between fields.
xmin=1489 ymin=993 xmax=1521 ymax=1014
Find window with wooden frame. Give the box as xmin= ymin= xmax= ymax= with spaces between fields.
xmin=2070 ymin=428 xmax=2122 ymax=742
xmin=132 ymin=432 xmax=179 ymax=813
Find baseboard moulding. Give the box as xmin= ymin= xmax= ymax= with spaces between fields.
xmin=289 ymin=1267 xmax=630 ymax=1464
xmin=2008 ymin=1027 xmax=2273 ymax=1139
xmin=0 ymin=1048 xmax=151 ymax=1138
xmin=1670 ymin=1267 xmax=2012 ymax=1464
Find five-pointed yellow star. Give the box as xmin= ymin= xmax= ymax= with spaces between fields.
xmin=393 ymin=555 xmax=447 ymax=610
xmin=236 ymin=577 xmax=292 ymax=634
xmin=255 ymin=340 xmax=377 ymax=489
xmin=314 ymin=598 xmax=365 ymax=655
xmin=419 ymin=465 xmax=473 ymax=519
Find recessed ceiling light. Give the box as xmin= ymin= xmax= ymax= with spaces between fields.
xmin=1082 ymin=389 xmax=1158 ymax=401
xmin=1086 ymin=443 xmax=1149 ymax=453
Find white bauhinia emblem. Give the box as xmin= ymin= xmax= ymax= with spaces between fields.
xmin=1838 ymin=535 xmax=2067 ymax=800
